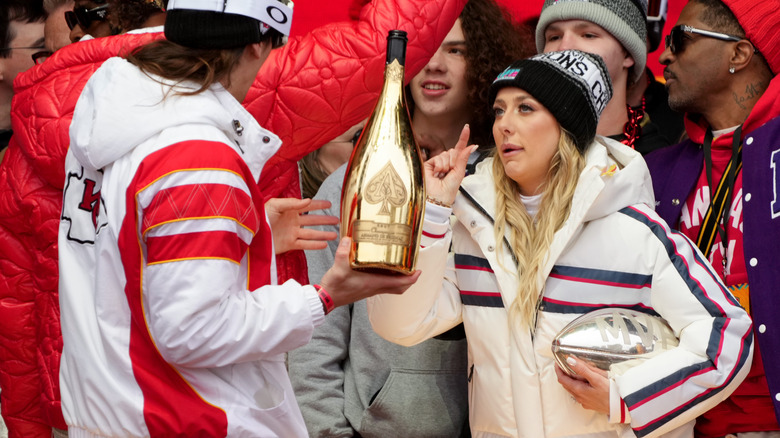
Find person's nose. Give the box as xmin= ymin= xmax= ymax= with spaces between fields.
xmin=424 ymin=48 xmax=446 ymax=73
xmin=555 ymin=33 xmax=578 ymax=51
xmin=658 ymin=45 xmax=674 ymax=65
xmin=494 ymin=117 xmax=514 ymax=139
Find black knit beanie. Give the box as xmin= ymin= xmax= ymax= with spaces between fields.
xmin=164 ymin=0 xmax=293 ymax=50
xmin=488 ymin=50 xmax=613 ymax=153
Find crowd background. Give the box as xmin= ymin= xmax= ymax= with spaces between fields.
xmin=288 ymin=0 xmax=685 ymax=79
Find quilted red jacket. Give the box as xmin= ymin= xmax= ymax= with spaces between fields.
xmin=0 ymin=31 xmax=164 ymax=437
xmin=0 ymin=0 xmax=465 ymax=436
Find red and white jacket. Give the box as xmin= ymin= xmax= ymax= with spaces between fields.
xmin=0 ymin=0 xmax=464 ymax=435
xmin=60 ymin=57 xmax=325 ymax=437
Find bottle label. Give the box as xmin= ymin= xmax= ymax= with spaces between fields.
xmin=353 ymin=221 xmax=412 ymax=246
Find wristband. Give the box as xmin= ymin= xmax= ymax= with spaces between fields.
xmin=426 ymin=196 xmax=452 ymax=208
xmin=314 ymin=284 xmax=335 ymax=315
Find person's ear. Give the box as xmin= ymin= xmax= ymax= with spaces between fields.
xmin=247 ymin=41 xmax=272 ymax=60
xmin=729 ymin=40 xmax=756 ymax=73
xmin=622 ymin=48 xmax=636 ymax=70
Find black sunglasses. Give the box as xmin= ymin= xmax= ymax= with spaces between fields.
xmin=665 ymin=24 xmax=754 ymax=55
xmin=65 ymin=4 xmax=109 ymax=31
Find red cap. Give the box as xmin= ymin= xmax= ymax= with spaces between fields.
xmin=721 ymin=0 xmax=780 ymax=75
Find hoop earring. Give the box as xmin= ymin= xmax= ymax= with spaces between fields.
xmin=729 ymin=66 xmax=736 ymax=74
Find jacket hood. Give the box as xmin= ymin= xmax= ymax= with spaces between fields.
xmin=461 ymin=136 xmax=654 ymax=223
xmin=580 ymin=136 xmax=655 ymax=221
xmin=70 ymin=57 xmax=281 ymax=180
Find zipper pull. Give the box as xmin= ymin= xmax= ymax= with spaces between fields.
xmin=232 ymin=119 xmax=244 ymax=137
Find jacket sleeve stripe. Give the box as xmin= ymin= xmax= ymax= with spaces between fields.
xmin=422 ymin=230 xmax=446 ymax=239
xmin=617 ymin=206 xmax=753 ymax=436
xmin=141 ymin=183 xmax=258 ymax=238
xmin=460 ymin=294 xmax=505 ymax=308
xmin=146 ymin=230 xmax=249 ymax=265
xmin=627 ymin=319 xmax=727 ymax=410
xmin=145 ymin=218 xmax=255 ymax=244
xmin=620 ymin=206 xmax=734 ymax=317
xmin=630 ymin=327 xmax=753 ymax=437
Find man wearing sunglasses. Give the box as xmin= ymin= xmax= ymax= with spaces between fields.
xmin=646 ymin=0 xmax=780 ymax=437
xmin=0 ymin=1 xmax=45 ymax=162
xmin=66 ymin=0 xmax=111 ymax=43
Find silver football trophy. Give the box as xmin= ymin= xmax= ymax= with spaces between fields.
xmin=552 ymin=308 xmax=679 ymax=377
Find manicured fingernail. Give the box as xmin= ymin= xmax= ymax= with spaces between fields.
xmin=566 ymin=357 xmax=577 ymax=366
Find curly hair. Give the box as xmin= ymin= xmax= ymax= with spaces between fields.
xmin=108 ymin=0 xmax=165 ymax=33
xmin=460 ymin=0 xmax=535 ymax=148
xmin=403 ymin=0 xmax=535 ymax=149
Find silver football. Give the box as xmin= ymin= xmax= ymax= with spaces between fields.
xmin=552 ymin=308 xmax=679 ymax=377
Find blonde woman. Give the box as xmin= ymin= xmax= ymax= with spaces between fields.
xmin=367 ymin=50 xmax=753 ymax=438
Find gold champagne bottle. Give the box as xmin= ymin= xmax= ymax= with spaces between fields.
xmin=340 ymin=30 xmax=424 ymax=275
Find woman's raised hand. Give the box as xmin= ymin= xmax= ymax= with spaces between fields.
xmin=424 ymin=125 xmax=478 ymax=206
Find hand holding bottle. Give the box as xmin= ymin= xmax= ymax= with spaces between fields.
xmin=424 ymin=125 xmax=478 ymax=206
xmin=319 ymin=237 xmax=422 ymax=308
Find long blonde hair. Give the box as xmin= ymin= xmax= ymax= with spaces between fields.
xmin=492 ymin=129 xmax=586 ymax=329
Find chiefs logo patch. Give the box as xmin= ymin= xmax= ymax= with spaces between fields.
xmin=62 ymin=166 xmax=108 ymax=244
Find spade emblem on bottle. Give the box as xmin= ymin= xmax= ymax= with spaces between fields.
xmin=364 ymin=162 xmax=408 ymax=215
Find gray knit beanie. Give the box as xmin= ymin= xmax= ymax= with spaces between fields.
xmin=489 ymin=50 xmax=613 ymax=153
xmin=535 ymin=0 xmax=648 ymax=83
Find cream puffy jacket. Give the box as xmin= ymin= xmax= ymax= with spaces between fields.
xmin=368 ymin=138 xmax=753 ymax=438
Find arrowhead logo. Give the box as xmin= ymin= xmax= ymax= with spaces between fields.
xmin=62 ymin=166 xmax=108 ymax=244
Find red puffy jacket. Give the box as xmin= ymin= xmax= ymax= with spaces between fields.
xmin=0 ymin=0 xmax=465 ymax=436
xmin=0 ymin=31 xmax=164 ymax=437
